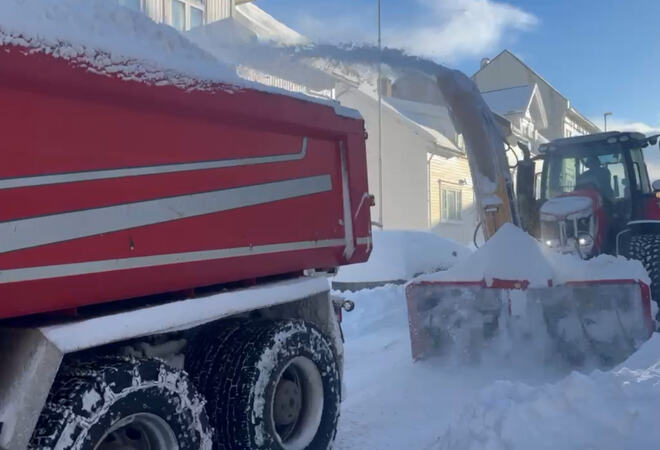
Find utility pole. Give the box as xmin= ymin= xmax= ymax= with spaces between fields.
xmin=377 ymin=0 xmax=384 ymax=228
xmin=604 ymin=112 xmax=613 ymax=132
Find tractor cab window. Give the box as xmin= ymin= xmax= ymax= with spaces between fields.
xmin=631 ymin=147 xmax=652 ymax=194
xmin=545 ymin=147 xmax=629 ymax=201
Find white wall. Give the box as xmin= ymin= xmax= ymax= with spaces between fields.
xmin=338 ymin=87 xmax=431 ymax=231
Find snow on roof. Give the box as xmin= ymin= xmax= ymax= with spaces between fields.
xmin=234 ymin=3 xmax=308 ymax=46
xmin=385 ymin=96 xmax=461 ymax=153
xmin=481 ymin=84 xmax=548 ymax=129
xmin=481 ymin=84 xmax=534 ymax=115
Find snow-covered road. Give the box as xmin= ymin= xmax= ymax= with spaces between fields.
xmin=334 ymin=284 xmax=660 ymax=450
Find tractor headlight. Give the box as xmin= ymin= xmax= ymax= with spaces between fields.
xmin=576 ymin=233 xmax=594 ymax=259
xmin=545 ymin=239 xmax=559 ymax=248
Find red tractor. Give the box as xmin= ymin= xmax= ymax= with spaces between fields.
xmin=518 ymin=131 xmax=660 ymax=313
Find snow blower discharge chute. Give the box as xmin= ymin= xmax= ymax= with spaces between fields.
xmin=405 ymin=69 xmax=656 ymax=366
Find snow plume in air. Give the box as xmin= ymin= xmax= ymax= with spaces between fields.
xmin=289 ymin=0 xmax=537 ymax=62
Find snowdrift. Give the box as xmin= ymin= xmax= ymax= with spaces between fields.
xmin=440 ymin=333 xmax=660 ymax=450
xmin=414 ymin=223 xmax=649 ymax=286
xmin=334 ymin=230 xmax=470 ymax=286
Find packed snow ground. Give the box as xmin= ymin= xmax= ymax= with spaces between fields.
xmin=334 ymin=284 xmax=660 ymax=450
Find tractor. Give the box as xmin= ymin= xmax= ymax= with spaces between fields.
xmin=517 ymin=131 xmax=660 ymax=313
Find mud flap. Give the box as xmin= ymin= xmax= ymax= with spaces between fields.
xmin=406 ymin=279 xmax=654 ymax=366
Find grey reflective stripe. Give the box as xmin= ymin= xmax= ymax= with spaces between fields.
xmin=0 ymin=138 xmax=308 ymax=190
xmin=356 ymin=237 xmax=371 ymax=245
xmin=339 ymin=141 xmax=355 ymax=260
xmin=0 ymin=175 xmax=331 ymax=254
xmin=0 ymin=239 xmax=347 ymax=284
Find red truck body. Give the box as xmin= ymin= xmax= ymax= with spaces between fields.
xmin=0 ymin=44 xmax=371 ymax=319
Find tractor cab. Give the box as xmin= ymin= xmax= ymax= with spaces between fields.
xmin=531 ymin=132 xmax=659 ymax=258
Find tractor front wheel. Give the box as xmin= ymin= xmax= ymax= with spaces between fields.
xmin=625 ymin=233 xmax=660 ymax=320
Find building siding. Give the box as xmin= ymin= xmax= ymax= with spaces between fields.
xmin=429 ymin=155 xmax=477 ymax=243
xmin=338 ymin=87 xmax=432 ymax=231
xmin=140 ymin=0 xmax=233 ymax=28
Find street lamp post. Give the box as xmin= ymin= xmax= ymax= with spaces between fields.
xmin=377 ymin=0 xmax=383 ymax=228
xmin=604 ymin=112 xmax=613 ymax=132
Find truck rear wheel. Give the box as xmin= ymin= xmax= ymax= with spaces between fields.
xmin=625 ymin=233 xmax=660 ymax=316
xmin=29 ymin=357 xmax=213 ymax=450
xmin=188 ymin=320 xmax=340 ymax=450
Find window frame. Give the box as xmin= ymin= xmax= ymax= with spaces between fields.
xmin=439 ymin=181 xmax=464 ymax=223
xmin=169 ymin=0 xmax=206 ymax=31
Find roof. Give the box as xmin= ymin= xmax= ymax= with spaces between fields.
xmin=481 ymin=85 xmax=533 ymax=115
xmin=234 ymin=3 xmax=308 ymax=46
xmin=481 ymin=84 xmax=548 ymax=130
xmin=383 ymin=96 xmax=461 ymax=153
xmin=474 ymin=50 xmax=599 ymax=132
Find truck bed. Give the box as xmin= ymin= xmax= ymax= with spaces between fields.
xmin=0 ymin=44 xmax=371 ymax=319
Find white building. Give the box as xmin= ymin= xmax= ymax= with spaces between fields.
xmin=115 ymin=0 xmax=252 ymax=31
xmin=481 ymin=83 xmax=549 ymax=154
xmin=473 ymin=50 xmax=600 ymax=140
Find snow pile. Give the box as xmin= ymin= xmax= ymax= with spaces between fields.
xmin=415 ymin=223 xmax=649 ymax=286
xmin=334 ymin=284 xmax=566 ymax=449
xmin=440 ymin=334 xmax=660 ymax=450
xmin=335 ymin=230 xmax=470 ymax=284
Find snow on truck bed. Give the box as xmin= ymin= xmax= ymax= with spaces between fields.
xmin=0 ymin=0 xmax=360 ymax=118
xmin=334 ymin=230 xmax=470 ymax=284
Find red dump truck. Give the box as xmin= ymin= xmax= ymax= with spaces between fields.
xmin=0 ymin=42 xmax=371 ymax=450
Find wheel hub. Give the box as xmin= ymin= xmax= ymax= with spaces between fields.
xmin=274 ymin=379 xmax=302 ymax=426
xmin=270 ymin=356 xmax=324 ymax=450
xmin=95 ymin=413 xmax=178 ymax=450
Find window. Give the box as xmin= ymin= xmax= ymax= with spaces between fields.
xmin=440 ymin=186 xmax=463 ymax=222
xmin=117 ymin=0 xmax=142 ymax=11
xmin=171 ymin=0 xmax=186 ymax=31
xmin=190 ymin=6 xmax=204 ymax=29
xmin=564 ymin=117 xmax=588 ymax=138
xmin=170 ymin=0 xmax=205 ymax=31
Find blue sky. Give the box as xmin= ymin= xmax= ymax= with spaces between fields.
xmin=256 ymin=0 xmax=660 ymax=132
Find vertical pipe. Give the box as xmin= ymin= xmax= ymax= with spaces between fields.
xmin=377 ymin=0 xmax=384 ymax=228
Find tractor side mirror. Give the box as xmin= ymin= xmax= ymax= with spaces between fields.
xmin=652 ymin=180 xmax=660 ymax=192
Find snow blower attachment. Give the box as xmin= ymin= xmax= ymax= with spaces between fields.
xmin=405 ymin=70 xmax=654 ymax=367
xmin=406 ymin=278 xmax=653 ymax=365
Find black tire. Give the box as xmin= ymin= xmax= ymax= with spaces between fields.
xmin=29 ymin=357 xmax=213 ymax=450
xmin=187 ymin=320 xmax=340 ymax=450
xmin=625 ymin=233 xmax=660 ymax=315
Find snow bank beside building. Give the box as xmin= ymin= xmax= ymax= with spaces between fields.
xmin=334 ymin=230 xmax=470 ymax=285
xmin=415 ymin=223 xmax=649 ymax=286
xmin=440 ymin=333 xmax=660 ymax=450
